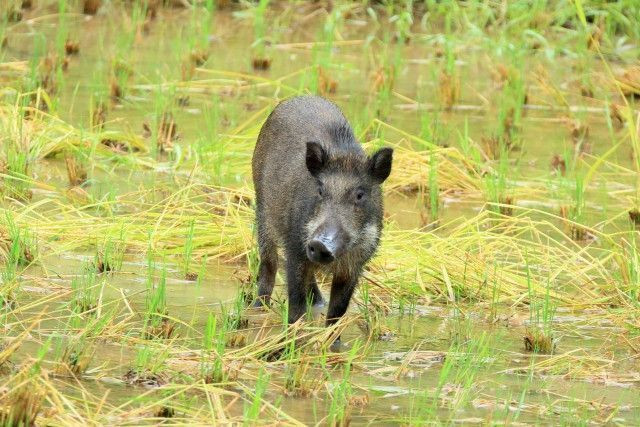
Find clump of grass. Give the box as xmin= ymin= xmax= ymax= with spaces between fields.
xmin=3 ymin=145 xmax=32 ymax=201
xmin=94 ymin=238 xmax=123 ymax=274
xmin=438 ymin=38 xmax=459 ymax=110
xmin=616 ymin=236 xmax=640 ymax=304
xmin=109 ymin=60 xmax=132 ymax=102
xmin=251 ymin=0 xmax=271 ymax=71
xmin=143 ymin=265 xmax=176 ymax=340
xmin=523 ymin=259 xmax=556 ymax=354
xmin=326 ymin=341 xmax=360 ymax=426
xmin=433 ymin=331 xmax=494 ymax=413
xmin=566 ymin=117 xmax=590 ymax=153
xmin=427 ymin=153 xmax=440 ymax=223
xmin=90 ymin=99 xmax=107 ymax=131
xmin=3 ymin=6 xmax=22 ymax=23
xmin=56 ymin=310 xmax=113 ymax=378
xmin=371 ymin=64 xmax=395 ymax=97
xmin=64 ymin=39 xmax=80 ymax=56
xmin=0 ymin=216 xmax=34 ymax=305
xmin=484 ymin=147 xmax=514 ymax=216
xmin=390 ymin=0 xmax=413 ymax=44
xmin=64 ymin=151 xmax=88 ymax=187
xmin=0 ymin=213 xmax=35 ymax=268
xmin=318 ymin=66 xmax=338 ymax=96
xmin=616 ymin=65 xmax=640 ymax=98
xmin=124 ymin=345 xmax=168 ymax=387
xmin=551 ymin=153 xmax=567 ymax=176
xmin=488 ymin=61 xmax=526 ymax=154
xmin=438 ymin=70 xmax=459 ymax=111
xmin=55 ymin=341 xmax=95 ymax=377
xmin=356 ymin=283 xmax=394 ymax=341
xmin=283 ymin=341 xmax=322 ymax=397
xmin=523 ymin=328 xmax=554 ymax=354
xmin=0 ymin=375 xmax=45 ymax=425
xmin=154 ymin=406 xmax=175 ymax=419
xmin=243 ymin=368 xmax=269 ymax=424
xmin=312 ymin=5 xmax=344 ymax=96
xmin=628 ymin=209 xmax=640 ymax=228
xmin=38 ymin=52 xmax=69 ymax=95
xmin=560 ymin=173 xmax=589 ymax=241
xmin=609 ymin=103 xmax=625 ymax=130
xmin=228 ymin=282 xmax=251 ymax=330
xmin=183 ymin=220 xmax=198 ymax=280
xmin=201 ymin=313 xmax=227 ymax=383
xmin=182 ymin=49 xmax=209 ymax=80
xmin=0 ymin=222 xmax=33 ymax=307
xmin=0 ymin=342 xmax=49 ymax=425
xmin=70 ymin=266 xmax=99 ymax=315
xmin=143 ymin=111 xmax=179 ymax=154
xmin=83 ymin=0 xmax=101 ymax=15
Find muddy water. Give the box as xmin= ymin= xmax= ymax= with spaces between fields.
xmin=3 ymin=3 xmax=640 ymax=425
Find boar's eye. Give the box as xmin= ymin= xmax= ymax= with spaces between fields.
xmin=355 ymin=188 xmax=366 ymax=203
xmin=318 ymin=184 xmax=324 ymax=197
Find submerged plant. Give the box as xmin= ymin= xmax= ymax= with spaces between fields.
xmin=94 ymin=236 xmax=124 ymax=274
xmin=326 ymin=341 xmax=360 ymax=426
xmin=144 ymin=268 xmax=175 ymax=340
xmin=124 ymin=344 xmax=168 ymax=386
xmin=55 ymin=338 xmax=95 ymax=377
xmin=3 ymin=144 xmax=32 ymax=201
xmin=1 ymin=213 xmax=35 ymax=268
xmin=64 ymin=150 xmax=89 ymax=188
xmin=283 ymin=344 xmax=317 ymax=397
xmin=560 ymin=171 xmax=589 ymax=241
xmin=70 ymin=266 xmax=100 ymax=315
xmin=201 ymin=312 xmax=232 ymax=383
xmin=0 ymin=340 xmax=50 ymax=425
xmin=243 ymin=368 xmax=269 ymax=425
xmin=251 ymin=0 xmax=271 ymax=70
xmin=484 ymin=146 xmax=514 ymax=216
xmin=524 ymin=258 xmax=556 ymax=354
xmin=357 ymin=282 xmax=394 ymax=341
xmin=428 ymin=153 xmax=439 ymax=222
xmin=0 ymin=215 xmax=35 ymax=305
xmin=183 ymin=219 xmax=197 ymax=280
xmin=438 ymin=36 xmax=459 ymax=110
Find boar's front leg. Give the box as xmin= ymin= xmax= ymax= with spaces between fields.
xmin=326 ymin=270 xmax=361 ymax=351
xmin=326 ymin=270 xmax=361 ymax=327
xmin=285 ymin=250 xmax=313 ymax=324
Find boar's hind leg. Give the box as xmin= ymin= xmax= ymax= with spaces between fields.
xmin=285 ymin=251 xmax=312 ymax=324
xmin=326 ymin=272 xmax=360 ymax=327
xmin=308 ymin=275 xmax=325 ymax=307
xmin=254 ymin=230 xmax=277 ymax=307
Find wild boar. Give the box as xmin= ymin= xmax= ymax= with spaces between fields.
xmin=252 ymin=95 xmax=392 ymax=340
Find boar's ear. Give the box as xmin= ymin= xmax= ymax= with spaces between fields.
xmin=368 ymin=147 xmax=393 ymax=184
xmin=306 ymin=141 xmax=328 ymax=177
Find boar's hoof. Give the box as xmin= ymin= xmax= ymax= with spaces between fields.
xmin=312 ymin=299 xmax=326 ymax=309
xmin=252 ymin=297 xmax=269 ymax=308
xmin=329 ymin=338 xmax=346 ymax=353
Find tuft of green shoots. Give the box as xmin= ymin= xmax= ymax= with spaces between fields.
xmin=243 ymin=368 xmax=269 ymax=425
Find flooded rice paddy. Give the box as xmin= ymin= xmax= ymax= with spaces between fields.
xmin=0 ymin=0 xmax=639 ymax=424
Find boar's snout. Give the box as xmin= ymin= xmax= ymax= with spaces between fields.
xmin=306 ymin=223 xmax=349 ymax=264
xmin=307 ymin=239 xmax=335 ymax=264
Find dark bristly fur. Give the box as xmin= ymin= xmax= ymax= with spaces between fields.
xmin=251 ymin=96 xmax=393 ymax=342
